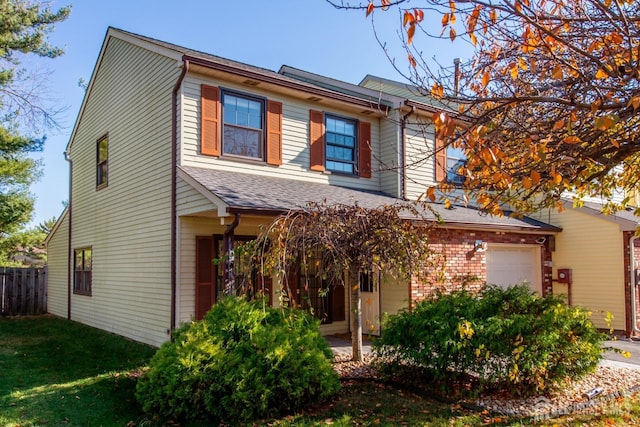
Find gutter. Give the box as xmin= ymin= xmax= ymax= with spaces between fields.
xmin=183 ymin=54 xmax=389 ymax=113
xmin=428 ymin=221 xmax=560 ymax=234
xmin=226 ymin=206 xmax=555 ymax=234
xmin=228 ymin=206 xmax=287 ymax=217
xmin=64 ymin=151 xmax=72 ymax=319
xmin=170 ymin=58 xmax=189 ymax=337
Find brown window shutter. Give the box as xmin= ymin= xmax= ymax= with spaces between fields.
xmin=309 ymin=110 xmax=325 ymax=171
xmin=196 ymin=236 xmax=214 ymax=320
xmin=331 ymin=283 xmax=345 ymax=321
xmin=359 ymin=121 xmax=372 ymax=178
xmin=201 ymin=84 xmax=220 ymax=156
xmin=435 ymin=137 xmax=447 ymax=182
xmin=266 ymin=100 xmax=283 ymax=166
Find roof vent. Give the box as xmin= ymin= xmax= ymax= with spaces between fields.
xmin=307 ymin=96 xmax=322 ymax=102
xmin=243 ymin=79 xmax=260 ymax=86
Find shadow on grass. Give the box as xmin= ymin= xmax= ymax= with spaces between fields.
xmin=0 ymin=315 xmax=156 ymax=427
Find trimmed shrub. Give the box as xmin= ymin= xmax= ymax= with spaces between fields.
xmin=374 ymin=285 xmax=606 ymax=395
xmin=135 ymin=297 xmax=340 ymax=423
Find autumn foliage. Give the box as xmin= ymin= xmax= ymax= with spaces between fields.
xmin=247 ymin=201 xmax=434 ymax=361
xmin=332 ymin=0 xmax=640 ymax=216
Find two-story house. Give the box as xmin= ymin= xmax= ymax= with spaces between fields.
xmin=46 ymin=28 xmax=559 ymax=347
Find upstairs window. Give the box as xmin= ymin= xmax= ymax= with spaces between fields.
xmin=325 ymin=115 xmax=357 ymax=174
xmin=446 ymin=146 xmax=467 ymax=185
xmin=435 ymin=139 xmax=467 ymax=185
xmin=96 ymin=134 xmax=108 ymax=189
xmin=222 ymin=91 xmax=265 ymax=160
xmin=73 ymin=247 xmax=92 ymax=296
xmin=201 ymin=85 xmax=282 ymax=165
xmin=309 ymin=110 xmax=371 ymax=178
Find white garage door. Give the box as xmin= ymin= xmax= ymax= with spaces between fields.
xmin=486 ymin=245 xmax=541 ymax=293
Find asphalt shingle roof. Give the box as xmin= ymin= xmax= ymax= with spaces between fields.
xmin=180 ymin=166 xmax=559 ymax=232
xmin=568 ymin=199 xmax=639 ymax=230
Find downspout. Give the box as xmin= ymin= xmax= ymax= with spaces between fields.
xmin=630 ymin=235 xmax=639 ymax=335
xmin=64 ymin=151 xmax=72 ymax=319
xmin=399 ymin=103 xmax=415 ymax=200
xmin=170 ymin=58 xmax=189 ymax=337
xmin=400 ymin=102 xmax=415 ymax=307
xmin=223 ymin=213 xmax=241 ymax=295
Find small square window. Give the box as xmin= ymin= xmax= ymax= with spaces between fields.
xmin=222 ymin=92 xmax=264 ymax=159
xmin=96 ymin=134 xmax=108 ymax=189
xmin=73 ymin=247 xmax=92 ymax=296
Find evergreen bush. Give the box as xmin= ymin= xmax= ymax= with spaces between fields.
xmin=374 ymin=285 xmax=606 ymax=395
xmin=136 ymin=297 xmax=340 ymax=423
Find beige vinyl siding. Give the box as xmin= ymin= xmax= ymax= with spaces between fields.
xmin=179 ymin=75 xmax=383 ymax=192
xmin=46 ymin=211 xmax=69 ymax=317
xmin=404 ymin=120 xmax=436 ymax=200
xmin=360 ymin=78 xmax=420 ymax=100
xmin=547 ymin=208 xmax=626 ymax=331
xmin=380 ymin=273 xmax=409 ymax=318
xmin=178 ymin=217 xmax=225 ymax=325
xmin=379 ymin=110 xmax=401 ymax=197
xmin=176 ymin=178 xmax=217 ymax=217
xmin=68 ymin=37 xmax=180 ymax=347
xmin=361 ymin=77 xmax=447 ymax=109
xmin=177 ymin=215 xmax=272 ymax=323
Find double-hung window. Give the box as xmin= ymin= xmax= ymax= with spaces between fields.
xmin=96 ymin=134 xmax=108 ymax=189
xmin=446 ymin=146 xmax=467 ymax=185
xmin=222 ymin=91 xmax=265 ymax=160
xmin=74 ymin=247 xmax=92 ymax=296
xmin=325 ymin=115 xmax=357 ymax=174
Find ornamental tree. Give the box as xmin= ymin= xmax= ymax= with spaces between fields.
xmin=329 ymin=0 xmax=640 ymax=216
xmin=245 ymin=202 xmax=434 ymax=362
xmin=0 ymin=0 xmax=70 ymax=238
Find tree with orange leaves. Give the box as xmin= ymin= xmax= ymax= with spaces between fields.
xmin=328 ymin=0 xmax=640 ymax=216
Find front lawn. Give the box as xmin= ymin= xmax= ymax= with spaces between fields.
xmin=0 ymin=315 xmax=156 ymax=426
xmin=1 ymin=316 xmax=639 ymax=426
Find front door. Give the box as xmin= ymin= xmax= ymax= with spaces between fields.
xmin=360 ymin=271 xmax=380 ymax=335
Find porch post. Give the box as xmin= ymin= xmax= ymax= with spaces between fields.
xmin=223 ymin=213 xmax=240 ymax=296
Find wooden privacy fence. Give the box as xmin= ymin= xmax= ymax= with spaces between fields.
xmin=0 ymin=267 xmax=47 ymax=316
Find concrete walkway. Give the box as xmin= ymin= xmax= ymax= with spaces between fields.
xmin=325 ymin=335 xmax=371 ymax=357
xmin=603 ymin=338 xmax=640 ymax=369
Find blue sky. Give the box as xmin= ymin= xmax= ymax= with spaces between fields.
xmin=28 ymin=0 xmax=468 ymax=226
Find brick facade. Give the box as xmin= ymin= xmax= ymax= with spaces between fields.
xmin=409 ymin=227 xmax=553 ymax=306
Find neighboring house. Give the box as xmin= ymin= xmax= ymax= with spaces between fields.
xmin=7 ymin=246 xmax=47 ymax=267
xmin=533 ymin=200 xmax=640 ymax=335
xmin=46 ymin=28 xmax=558 ymax=347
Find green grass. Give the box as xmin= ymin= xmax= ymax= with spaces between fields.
xmin=1 ymin=316 xmax=639 ymax=427
xmin=0 ymin=315 xmax=156 ymax=427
